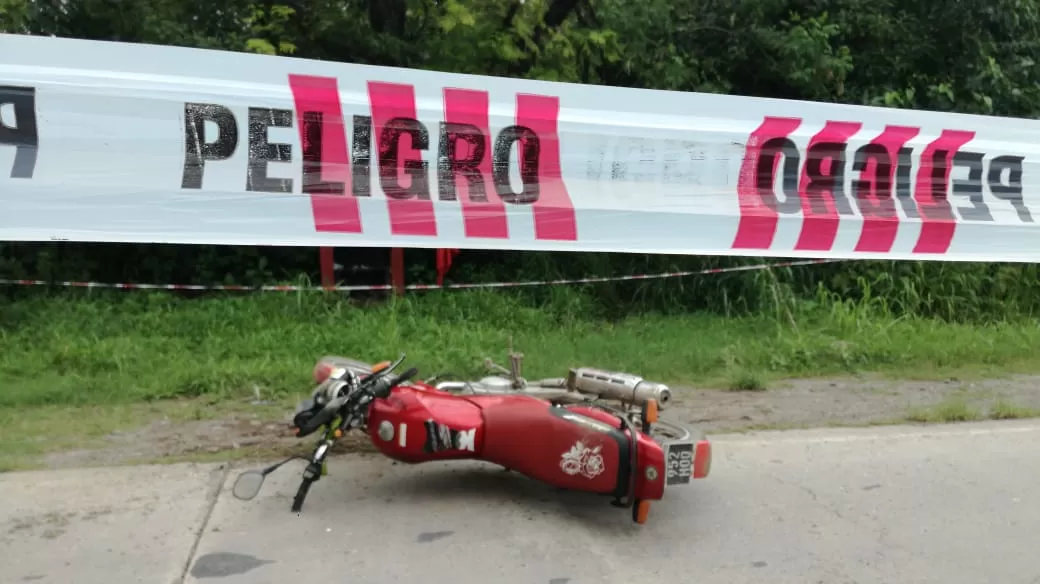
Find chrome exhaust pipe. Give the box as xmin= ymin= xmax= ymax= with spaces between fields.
xmin=566 ymin=368 xmax=672 ymax=409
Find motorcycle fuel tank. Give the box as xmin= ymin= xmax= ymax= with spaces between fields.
xmin=366 ymin=384 xmax=486 ymax=463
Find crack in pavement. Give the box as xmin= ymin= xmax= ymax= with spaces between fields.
xmin=769 ymin=472 xmax=853 ymax=524
xmin=176 ymin=464 xmax=231 ymax=584
xmin=769 ymin=473 xmax=932 ymax=569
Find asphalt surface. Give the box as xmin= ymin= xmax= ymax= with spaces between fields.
xmin=3 ymin=419 xmax=1040 ymax=584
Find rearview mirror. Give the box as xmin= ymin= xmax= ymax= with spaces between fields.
xmin=232 ymin=470 xmax=266 ymax=501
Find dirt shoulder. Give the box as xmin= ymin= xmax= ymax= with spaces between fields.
xmin=11 ymin=373 xmax=1040 ymax=471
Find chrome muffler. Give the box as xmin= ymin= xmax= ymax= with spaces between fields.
xmin=566 ymin=367 xmax=672 ymax=408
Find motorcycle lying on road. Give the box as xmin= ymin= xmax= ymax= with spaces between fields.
xmin=231 ymin=344 xmax=712 ymax=524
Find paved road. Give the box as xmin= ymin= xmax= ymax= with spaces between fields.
xmin=3 ymin=419 xmax=1040 ymax=584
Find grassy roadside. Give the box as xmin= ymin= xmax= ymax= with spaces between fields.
xmin=4 ymin=288 xmax=1040 ymax=407
xmin=4 ymin=287 xmax=1040 ymax=470
xmin=0 ymin=398 xmax=295 ymax=471
xmin=905 ymin=397 xmax=1040 ymax=423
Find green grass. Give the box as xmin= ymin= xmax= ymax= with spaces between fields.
xmin=0 ymin=395 xmax=302 ymax=471
xmin=727 ymin=370 xmax=768 ymax=391
xmin=988 ymin=400 xmax=1040 ymax=420
xmin=4 ymin=287 xmax=1040 ymax=409
xmin=906 ymin=399 xmax=982 ymax=423
xmin=904 ymin=397 xmax=1040 ymax=424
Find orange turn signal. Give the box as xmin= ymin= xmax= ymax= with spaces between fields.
xmin=634 ymin=500 xmax=652 ymax=524
xmin=371 ymin=361 xmax=391 ymax=374
xmin=644 ymin=399 xmax=659 ymax=424
xmin=334 ymin=429 xmax=343 ymax=438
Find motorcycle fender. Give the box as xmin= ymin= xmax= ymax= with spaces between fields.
xmin=478 ymin=397 xmax=632 ymax=498
xmin=566 ymin=405 xmax=666 ymax=502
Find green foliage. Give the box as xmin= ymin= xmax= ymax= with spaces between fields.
xmin=5 ymin=289 xmax=1040 ymax=407
xmin=3 ymin=0 xmax=1040 ymax=324
xmin=244 ymin=4 xmax=298 ymax=56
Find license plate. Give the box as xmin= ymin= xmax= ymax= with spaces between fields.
xmin=664 ymin=441 xmax=695 ymax=486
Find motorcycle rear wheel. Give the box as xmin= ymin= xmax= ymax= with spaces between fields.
xmin=639 ymin=418 xmax=691 ymax=442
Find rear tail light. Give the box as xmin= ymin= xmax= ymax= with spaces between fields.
xmin=693 ymin=440 xmax=712 ymax=479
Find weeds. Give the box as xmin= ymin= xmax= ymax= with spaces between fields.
xmin=989 ymin=400 xmax=1040 ymax=420
xmin=904 ymin=398 xmax=1040 ymax=424
xmin=727 ymin=371 xmax=767 ymax=391
xmin=8 ymin=244 xmax=1040 ymax=322
xmin=4 ymin=286 xmax=1040 ymax=408
xmin=906 ymin=399 xmax=981 ymax=423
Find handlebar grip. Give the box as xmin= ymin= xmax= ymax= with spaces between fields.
xmin=295 ymin=404 xmax=338 ymax=437
xmin=395 ymin=367 xmax=419 ymax=385
xmin=371 ymin=367 xmax=419 ymax=399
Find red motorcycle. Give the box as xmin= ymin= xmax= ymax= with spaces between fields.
xmin=231 ymin=346 xmax=712 ymax=525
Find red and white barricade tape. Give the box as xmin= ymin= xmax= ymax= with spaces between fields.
xmin=0 ymin=258 xmax=843 ymax=293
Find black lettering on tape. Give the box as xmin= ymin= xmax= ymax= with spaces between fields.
xmin=352 ymin=115 xmax=372 ymax=197
xmin=246 ymin=107 xmax=293 ymax=193
xmin=894 ymin=146 xmax=918 ymax=218
xmin=0 ymin=85 xmax=38 ymax=179
xmin=756 ymin=137 xmax=801 ymax=214
xmin=181 ymin=103 xmax=238 ymax=189
xmin=492 ymin=125 xmax=540 ymax=205
xmin=584 ymin=140 xmax=607 ymax=182
xmin=850 ymin=144 xmax=897 ymax=219
xmin=920 ymin=149 xmax=953 ymax=220
xmin=951 ymin=151 xmax=992 ymax=221
xmin=661 ymin=140 xmax=682 ymax=184
xmin=608 ymin=138 xmax=657 ymax=183
xmin=609 ymin=140 xmax=629 ymax=181
xmin=661 ymin=140 xmax=702 ymax=185
xmin=804 ymin=142 xmax=854 ymax=216
xmin=988 ymin=155 xmax=1032 ymax=223
xmin=631 ymin=138 xmax=659 ymax=183
xmin=299 ymin=111 xmax=344 ymax=195
xmin=438 ymin=122 xmax=487 ymax=202
xmin=378 ymin=117 xmax=430 ymax=201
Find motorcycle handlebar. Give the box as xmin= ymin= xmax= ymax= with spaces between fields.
xmin=395 ymin=366 xmax=419 ymax=383
xmin=295 ymin=404 xmax=338 ymax=437
xmin=295 ymin=365 xmax=419 ymax=437
xmin=372 ymin=367 xmax=419 ymax=399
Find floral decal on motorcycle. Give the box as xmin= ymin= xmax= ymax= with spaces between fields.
xmin=560 ymin=440 xmax=606 ymax=479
